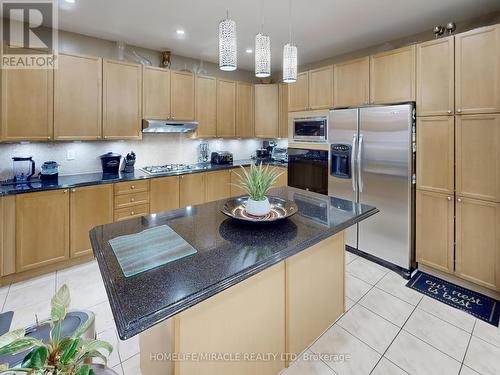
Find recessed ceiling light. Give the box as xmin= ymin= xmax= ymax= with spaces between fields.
xmin=65 ymin=0 xmax=75 ymax=3
xmin=176 ymin=29 xmax=185 ymax=35
xmin=246 ymin=48 xmax=253 ymax=54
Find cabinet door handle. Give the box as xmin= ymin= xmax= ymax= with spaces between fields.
xmin=131 ymin=185 xmax=135 ymax=189
xmin=130 ymin=197 xmax=135 ymax=202
xmin=447 ymin=196 xmax=452 ymax=201
xmin=457 ymin=198 xmax=462 ymax=203
xmin=63 ymin=190 xmax=68 ymax=194
xmin=71 ymin=189 xmax=76 ymax=193
xmin=457 ymin=109 xmax=462 ymax=113
xmin=447 ymin=110 xmax=452 ymax=115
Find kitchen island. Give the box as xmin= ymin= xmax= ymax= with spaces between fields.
xmin=90 ymin=187 xmax=377 ymax=375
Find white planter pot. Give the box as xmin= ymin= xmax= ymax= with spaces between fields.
xmin=245 ymin=197 xmax=271 ymax=216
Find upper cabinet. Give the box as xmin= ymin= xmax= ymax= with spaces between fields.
xmin=1 ymin=54 xmax=53 ymax=141
xmin=279 ymin=83 xmax=288 ymax=138
xmin=54 ymin=53 xmax=102 ymax=140
xmin=236 ymin=82 xmax=254 ymax=138
xmin=416 ymin=37 xmax=454 ymax=116
xmin=255 ymin=84 xmax=279 ymax=138
xmin=308 ymin=65 xmax=334 ymax=110
xmin=333 ymin=57 xmax=370 ymax=108
xmin=288 ymin=72 xmax=309 ymax=111
xmin=455 ymin=24 xmax=500 ymax=115
xmin=217 ymin=79 xmax=236 ymax=137
xmin=194 ymin=75 xmax=217 ymax=138
xmin=143 ymin=66 xmax=171 ymax=119
xmin=370 ymin=45 xmax=416 ymax=104
xmin=102 ymin=59 xmax=142 ymax=139
xmin=171 ymin=70 xmax=195 ymax=120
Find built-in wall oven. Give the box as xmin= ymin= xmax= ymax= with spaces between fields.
xmin=292 ymin=116 xmax=328 ymax=143
xmin=287 ymin=148 xmax=328 ymax=195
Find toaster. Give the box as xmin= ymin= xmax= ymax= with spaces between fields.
xmin=210 ymin=151 xmax=233 ymax=164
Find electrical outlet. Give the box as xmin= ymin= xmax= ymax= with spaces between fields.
xmin=66 ymin=149 xmax=75 ymax=160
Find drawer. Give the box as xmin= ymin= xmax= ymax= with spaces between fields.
xmin=114 ymin=204 xmax=150 ymax=222
xmin=114 ymin=180 xmax=149 ymax=195
xmin=114 ymin=191 xmax=150 ymax=209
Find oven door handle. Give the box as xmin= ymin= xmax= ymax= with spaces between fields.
xmin=357 ymin=134 xmax=364 ymax=193
xmin=351 ymin=134 xmax=357 ymax=192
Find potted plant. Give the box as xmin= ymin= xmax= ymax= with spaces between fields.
xmin=234 ymin=163 xmax=282 ymax=216
xmin=0 ymin=285 xmax=114 ymax=375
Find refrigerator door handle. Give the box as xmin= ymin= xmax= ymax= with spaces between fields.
xmin=357 ymin=134 xmax=364 ymax=192
xmin=351 ymin=134 xmax=357 ymax=192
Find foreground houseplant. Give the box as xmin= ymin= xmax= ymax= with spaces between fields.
xmin=0 ymin=285 xmax=113 ymax=375
xmin=234 ymin=163 xmax=282 ymax=216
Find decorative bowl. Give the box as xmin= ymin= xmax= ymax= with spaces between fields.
xmin=221 ymin=196 xmax=298 ymax=222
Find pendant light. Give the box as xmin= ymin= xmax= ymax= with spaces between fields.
xmin=255 ymin=0 xmax=271 ymax=77
xmin=219 ymin=10 xmax=237 ymax=71
xmin=283 ymin=0 xmax=297 ymax=83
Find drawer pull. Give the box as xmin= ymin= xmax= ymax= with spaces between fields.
xmin=130 ymin=211 xmax=135 ymax=215
xmin=457 ymin=198 xmax=462 ymax=203
xmin=130 ymin=198 xmax=135 ymax=202
xmin=131 ymin=185 xmax=135 ymax=190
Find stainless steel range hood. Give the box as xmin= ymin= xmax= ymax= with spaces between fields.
xmin=142 ymin=119 xmax=198 ymax=133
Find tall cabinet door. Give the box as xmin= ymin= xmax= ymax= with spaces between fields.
xmin=456 ymin=197 xmax=500 ymax=291
xmin=416 ymin=190 xmax=454 ymax=273
xmin=217 ymin=79 xmax=236 ymax=137
xmin=255 ymin=84 xmax=279 ymax=138
xmin=70 ymin=185 xmax=113 ymax=258
xmin=308 ymin=65 xmax=333 ymax=110
xmin=143 ymin=66 xmax=171 ymax=119
xmin=195 ymin=75 xmax=217 ymax=138
xmin=171 ymin=71 xmax=195 ymax=120
xmin=16 ymin=190 xmax=70 ymax=272
xmin=456 ymin=114 xmax=500 ymax=202
xmin=416 ymin=37 xmax=455 ymax=116
xmin=54 ymin=53 xmax=102 ymax=140
xmin=455 ymin=24 xmax=500 ymax=115
xmin=288 ymin=72 xmax=309 ymax=111
xmin=236 ymin=82 xmax=254 ymax=138
xmin=1 ymin=65 xmax=53 ymax=141
xmin=103 ymin=59 xmax=142 ymax=139
xmin=333 ymin=57 xmax=370 ymax=108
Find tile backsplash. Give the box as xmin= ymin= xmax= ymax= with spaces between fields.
xmin=0 ymin=135 xmax=287 ymax=180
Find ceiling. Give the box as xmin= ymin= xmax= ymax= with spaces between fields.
xmin=57 ymin=0 xmax=500 ymax=71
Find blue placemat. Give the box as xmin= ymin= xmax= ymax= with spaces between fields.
xmin=407 ymin=271 xmax=500 ymax=327
xmin=109 ymin=225 xmax=197 ymax=277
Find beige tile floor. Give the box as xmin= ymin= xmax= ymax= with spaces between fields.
xmin=1 ymin=254 xmax=500 ymax=375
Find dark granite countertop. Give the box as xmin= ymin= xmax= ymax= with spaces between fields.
xmin=0 ymin=159 xmax=287 ymax=196
xmin=90 ymin=187 xmax=377 ymax=340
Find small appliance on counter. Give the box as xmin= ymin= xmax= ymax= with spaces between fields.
xmin=12 ymin=156 xmax=35 ymax=182
xmin=198 ymin=142 xmax=210 ymax=163
xmin=39 ymin=161 xmax=59 ymax=181
xmin=100 ymin=152 xmax=122 ymax=174
xmin=210 ymin=151 xmax=233 ymax=165
xmin=271 ymin=148 xmax=288 ymax=163
xmin=255 ymin=148 xmax=270 ymax=159
xmin=122 ymin=151 xmax=136 ymax=174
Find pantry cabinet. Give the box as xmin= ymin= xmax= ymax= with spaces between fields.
xmin=54 ymin=53 xmax=102 ymax=140
xmin=171 ymin=70 xmax=195 ymax=120
xmin=416 ymin=37 xmax=455 ymax=116
xmin=70 ymin=185 xmax=113 ymax=258
xmin=143 ymin=66 xmax=171 ymax=119
xmin=308 ymin=65 xmax=334 ymax=110
xmin=195 ymin=75 xmax=217 ymax=138
xmin=103 ymin=59 xmax=142 ymax=139
xmin=236 ymin=82 xmax=254 ymax=138
xmin=278 ymin=84 xmax=288 ymax=138
xmin=206 ymin=170 xmax=231 ymax=202
xmin=455 ymin=24 xmax=500 ymax=115
xmin=180 ymin=173 xmax=206 ymax=208
xmin=333 ymin=57 xmax=370 ymax=108
xmin=150 ymin=176 xmax=180 ymax=213
xmin=255 ymin=84 xmax=279 ymax=138
xmin=217 ymin=79 xmax=237 ymax=137
xmin=416 ymin=190 xmax=454 ymax=274
xmin=370 ymin=45 xmax=416 ymax=104
xmin=455 ymin=197 xmax=500 ymax=291
xmin=288 ymin=72 xmax=309 ymax=112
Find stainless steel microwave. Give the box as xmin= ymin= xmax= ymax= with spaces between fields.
xmin=292 ymin=116 xmax=328 ymax=142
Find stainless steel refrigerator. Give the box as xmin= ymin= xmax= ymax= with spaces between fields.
xmin=328 ymin=104 xmax=416 ymax=275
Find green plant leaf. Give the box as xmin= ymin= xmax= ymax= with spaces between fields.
xmin=76 ymin=364 xmax=95 ymax=375
xmin=236 ymin=163 xmax=282 ymax=201
xmin=21 ymin=346 xmax=48 ymax=369
xmin=79 ymin=349 xmax=108 ymax=365
xmin=0 ymin=329 xmax=25 ymax=350
xmin=81 ymin=339 xmax=113 ymax=355
xmin=51 ymin=284 xmax=70 ymax=323
xmin=60 ymin=338 xmax=80 ymax=365
xmin=72 ymin=313 xmax=95 ymax=339
xmin=0 ymin=337 xmax=43 ymax=356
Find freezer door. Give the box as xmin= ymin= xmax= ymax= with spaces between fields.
xmin=328 ymin=108 xmax=359 ymax=248
xmin=358 ymin=104 xmax=414 ymax=270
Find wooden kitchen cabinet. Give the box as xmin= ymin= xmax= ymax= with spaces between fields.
xmin=255 ymin=84 xmax=279 ymax=138
xmin=217 ymin=79 xmax=236 ymax=137
xmin=416 ymin=190 xmax=454 ymax=274
xmin=70 ymin=185 xmax=113 ymax=258
xmin=416 ymin=116 xmax=454 ymax=194
xmin=205 ymin=170 xmax=231 ymax=202
xmin=308 ymin=65 xmax=334 ymax=110
xmin=54 ymin=53 xmax=102 ymax=140
xmin=236 ymin=82 xmax=254 ymax=137
xmin=455 ymin=24 xmax=500 ymax=115
xmin=278 ymin=84 xmax=288 ymax=138
xmin=171 ymin=70 xmax=195 ymax=120
xmin=1 ymin=60 xmax=53 ymax=141
xmin=150 ymin=176 xmax=180 ymax=213
xmin=455 ymin=197 xmax=500 ymax=291
xmin=370 ymin=45 xmax=416 ymax=104
xmin=180 ymin=173 xmax=206 ymax=207
xmin=416 ymin=37 xmax=455 ymax=116
xmin=194 ymin=75 xmax=217 ymax=138
xmin=230 ymin=167 xmax=249 ymax=197
xmin=103 ymin=59 xmax=142 ymax=139
xmin=456 ymin=114 xmax=500 ymax=202
xmin=143 ymin=66 xmax=171 ymax=119
xmin=273 ymin=167 xmax=288 ymax=187
xmin=333 ymin=57 xmax=370 ymax=108
xmin=16 ymin=190 xmax=70 ymax=272
xmin=288 ymin=72 xmax=309 ymax=112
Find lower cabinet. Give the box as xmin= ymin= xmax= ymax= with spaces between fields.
xmin=150 ymin=176 xmax=180 ymax=213
xmin=16 ymin=190 xmax=70 ymax=272
xmin=230 ymin=168 xmax=249 ymax=197
xmin=205 ymin=170 xmax=231 ymax=202
xmin=70 ymin=185 xmax=113 ymax=258
xmin=180 ymin=173 xmax=206 ymax=207
xmin=273 ymin=167 xmax=288 ymax=188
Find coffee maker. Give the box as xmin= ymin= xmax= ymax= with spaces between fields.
xmin=12 ymin=156 xmax=35 ymax=182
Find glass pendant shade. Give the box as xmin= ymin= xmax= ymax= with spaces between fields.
xmin=255 ymin=32 xmax=271 ymax=78
xmin=283 ymin=43 xmax=297 ymax=83
xmin=219 ymin=16 xmax=237 ymax=71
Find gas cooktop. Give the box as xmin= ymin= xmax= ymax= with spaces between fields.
xmin=141 ymin=164 xmax=206 ymax=175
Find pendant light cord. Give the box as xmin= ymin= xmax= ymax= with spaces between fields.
xmin=288 ymin=0 xmax=292 ymax=43
xmin=260 ymin=0 xmax=264 ymax=33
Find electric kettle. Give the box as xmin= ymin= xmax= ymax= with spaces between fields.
xmin=12 ymin=156 xmax=35 ymax=182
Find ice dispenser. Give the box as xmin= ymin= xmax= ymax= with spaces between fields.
xmin=330 ymin=144 xmax=352 ymax=179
